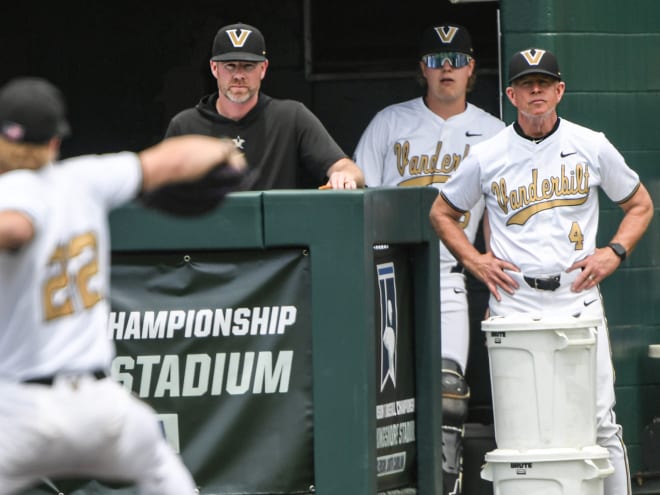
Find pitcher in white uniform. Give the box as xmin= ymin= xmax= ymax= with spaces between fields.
xmin=430 ymin=48 xmax=654 ymax=495
xmin=0 ymin=77 xmax=246 ymax=494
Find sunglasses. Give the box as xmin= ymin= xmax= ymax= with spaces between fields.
xmin=422 ymin=52 xmax=472 ymax=69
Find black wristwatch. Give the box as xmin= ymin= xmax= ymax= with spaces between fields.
xmin=607 ymin=242 xmax=627 ymax=262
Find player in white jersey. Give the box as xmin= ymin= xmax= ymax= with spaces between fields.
xmin=0 ymin=77 xmax=246 ymax=494
xmin=430 ymin=49 xmax=654 ymax=495
xmin=354 ymin=24 xmax=504 ymax=495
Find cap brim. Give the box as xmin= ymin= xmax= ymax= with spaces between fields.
xmin=510 ymin=69 xmax=561 ymax=83
xmin=211 ymin=52 xmax=267 ymax=62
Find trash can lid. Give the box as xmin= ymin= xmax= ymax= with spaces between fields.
xmin=485 ymin=446 xmax=609 ymax=463
xmin=482 ymin=314 xmax=600 ymax=332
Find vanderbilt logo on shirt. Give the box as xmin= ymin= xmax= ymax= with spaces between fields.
xmin=492 ymin=164 xmax=591 ymax=225
xmin=395 ymin=141 xmax=470 ymax=187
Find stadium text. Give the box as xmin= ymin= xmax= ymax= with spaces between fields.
xmin=376 ymin=420 xmax=416 ymax=449
xmin=111 ymin=351 xmax=293 ymax=398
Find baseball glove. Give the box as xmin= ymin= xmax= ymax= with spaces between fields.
xmin=140 ymin=163 xmax=257 ymax=217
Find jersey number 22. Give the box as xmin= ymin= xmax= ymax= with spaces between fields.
xmin=43 ymin=231 xmax=102 ymax=321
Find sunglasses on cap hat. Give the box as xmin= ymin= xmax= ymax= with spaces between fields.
xmin=422 ymin=52 xmax=472 ymax=69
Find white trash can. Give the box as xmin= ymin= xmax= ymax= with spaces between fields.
xmin=481 ymin=446 xmax=613 ymax=495
xmin=482 ymin=315 xmax=599 ymax=449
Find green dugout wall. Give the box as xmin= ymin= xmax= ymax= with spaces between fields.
xmin=110 ymin=188 xmax=442 ymax=495
xmin=500 ymin=0 xmax=660 ymax=486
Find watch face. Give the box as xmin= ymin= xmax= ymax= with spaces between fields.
xmin=609 ymin=243 xmax=626 ymax=260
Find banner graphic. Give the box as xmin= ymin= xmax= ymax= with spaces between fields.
xmin=374 ymin=245 xmax=417 ymax=492
xmin=109 ymin=249 xmax=313 ymax=494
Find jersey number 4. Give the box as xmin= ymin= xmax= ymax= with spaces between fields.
xmin=568 ymin=221 xmax=585 ymax=250
xmin=43 ymin=231 xmax=102 ymax=321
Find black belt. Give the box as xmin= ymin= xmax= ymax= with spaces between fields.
xmin=450 ymin=264 xmax=465 ymax=274
xmin=524 ymin=274 xmax=560 ymax=291
xmin=23 ymin=369 xmax=107 ymax=386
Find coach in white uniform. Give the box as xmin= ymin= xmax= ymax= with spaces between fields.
xmin=0 ymin=77 xmax=245 ymax=494
xmin=354 ymin=24 xmax=504 ymax=495
xmin=430 ymin=48 xmax=654 ymax=495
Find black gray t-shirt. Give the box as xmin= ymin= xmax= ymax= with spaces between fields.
xmin=166 ymin=92 xmax=347 ymax=189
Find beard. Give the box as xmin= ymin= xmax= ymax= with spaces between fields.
xmin=224 ymin=86 xmax=254 ymax=104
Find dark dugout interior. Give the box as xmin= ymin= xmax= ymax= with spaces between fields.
xmin=0 ymin=0 xmax=500 ymax=158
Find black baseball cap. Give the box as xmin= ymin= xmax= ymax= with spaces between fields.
xmin=211 ymin=23 xmax=267 ymax=62
xmin=419 ymin=24 xmax=474 ymax=58
xmin=0 ymin=77 xmax=70 ymax=144
xmin=508 ymin=48 xmax=561 ymax=83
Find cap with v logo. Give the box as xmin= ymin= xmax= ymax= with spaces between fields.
xmin=211 ymin=23 xmax=267 ymax=62
xmin=508 ymin=48 xmax=561 ymax=83
xmin=418 ymin=24 xmax=474 ymax=58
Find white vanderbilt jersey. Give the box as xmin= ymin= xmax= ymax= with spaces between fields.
xmin=0 ymin=152 xmax=141 ymax=381
xmin=354 ymin=98 xmax=505 ymax=273
xmin=441 ymin=118 xmax=641 ymax=275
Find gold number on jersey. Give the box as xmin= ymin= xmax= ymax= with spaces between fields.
xmin=568 ymin=221 xmax=584 ymax=250
xmin=458 ymin=211 xmax=471 ymax=230
xmin=43 ymin=232 xmax=102 ymax=321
